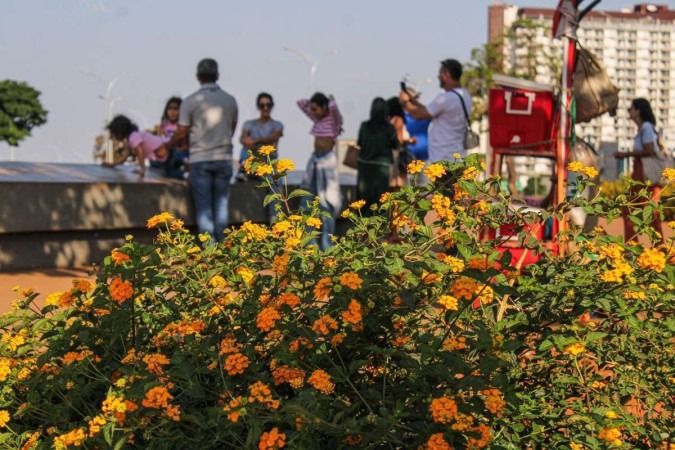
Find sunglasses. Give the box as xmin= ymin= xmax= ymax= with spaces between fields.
xmin=258 ymin=103 xmax=273 ymax=109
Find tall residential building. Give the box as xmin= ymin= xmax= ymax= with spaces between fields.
xmin=488 ymin=2 xmax=675 ymax=154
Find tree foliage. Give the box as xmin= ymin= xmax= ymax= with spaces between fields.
xmin=0 ymin=80 xmax=48 ymax=146
xmin=463 ymin=18 xmax=563 ymax=124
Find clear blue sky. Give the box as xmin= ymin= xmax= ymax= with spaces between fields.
xmin=0 ymin=0 xmax=631 ymax=166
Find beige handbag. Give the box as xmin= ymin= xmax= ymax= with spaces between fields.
xmin=343 ymin=145 xmax=359 ymax=170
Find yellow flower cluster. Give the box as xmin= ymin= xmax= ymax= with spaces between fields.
xmin=563 ymin=342 xmax=585 ymax=356
xmin=0 ymin=410 xmax=9 ymax=427
xmin=624 ymin=290 xmax=646 ymax=300
xmin=597 ymin=244 xmax=634 ymax=283
xmin=259 ymin=427 xmax=286 ymax=450
xmin=437 ymin=253 xmax=465 ymax=273
xmin=568 ymin=161 xmax=599 ymax=178
xmin=276 ymin=158 xmax=295 ymax=172
xmin=87 ymin=414 xmax=106 ymax=438
xmin=44 ymin=291 xmax=63 ymax=307
xmin=306 ymin=217 xmax=322 ymax=229
xmin=438 ymin=295 xmax=459 ymax=311
xmin=241 ymin=221 xmax=270 ymax=242
xmin=431 ymin=194 xmax=456 ymax=225
xmin=350 ymin=200 xmax=366 ymax=210
xmin=406 ymin=160 xmax=425 ymax=174
xmin=429 ymin=397 xmax=458 ymax=424
xmin=424 ymin=163 xmax=447 ymax=182
xmin=0 ymin=358 xmax=15 ymax=382
xmin=237 ymin=266 xmax=255 ymax=285
xmin=255 ymin=164 xmax=274 ymax=177
xmin=146 ymin=212 xmax=175 ymax=229
xmin=662 ymin=167 xmax=675 ymax=181
xmin=461 ymin=166 xmax=479 ymax=180
xmin=209 ymin=275 xmax=227 ymax=289
xmin=53 ymin=427 xmax=86 ymax=449
xmin=598 ymin=427 xmax=623 ymax=446
xmin=1 ymin=330 xmax=27 ymax=353
xmin=258 ymin=145 xmax=276 ymax=156
xmin=308 ymin=369 xmax=335 ymax=394
xmin=637 ymin=248 xmax=666 ymax=273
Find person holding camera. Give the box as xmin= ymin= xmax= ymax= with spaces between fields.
xmin=399 ymin=59 xmax=471 ymax=163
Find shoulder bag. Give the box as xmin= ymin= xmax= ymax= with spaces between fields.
xmin=451 ymin=90 xmax=479 ymax=150
xmin=343 ymin=144 xmax=359 ymax=170
xmin=641 ymin=125 xmax=674 ymax=185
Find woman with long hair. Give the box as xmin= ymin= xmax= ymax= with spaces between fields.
xmin=297 ymin=92 xmax=344 ymax=250
xmin=103 ymin=115 xmax=168 ymax=179
xmin=356 ymin=97 xmax=398 ymax=216
xmin=614 ymin=98 xmax=664 ymax=243
xmin=158 ymin=96 xmax=189 ymax=179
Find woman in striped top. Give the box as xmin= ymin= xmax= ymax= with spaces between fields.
xmin=297 ymin=93 xmax=344 ymax=250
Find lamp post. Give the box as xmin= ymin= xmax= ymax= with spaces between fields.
xmin=79 ymin=69 xmax=127 ymax=163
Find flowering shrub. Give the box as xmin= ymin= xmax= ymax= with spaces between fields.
xmin=0 ymin=151 xmax=673 ymax=449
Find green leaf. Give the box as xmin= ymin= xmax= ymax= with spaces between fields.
xmin=287 ymin=189 xmax=312 ymax=199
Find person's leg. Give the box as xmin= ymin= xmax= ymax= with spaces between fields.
xmin=212 ymin=160 xmax=233 ymax=242
xmin=320 ymin=203 xmax=335 ymax=251
xmin=189 ymin=161 xmax=215 ymax=239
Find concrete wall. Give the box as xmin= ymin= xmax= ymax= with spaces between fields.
xmin=0 ymin=163 xmax=356 ymax=270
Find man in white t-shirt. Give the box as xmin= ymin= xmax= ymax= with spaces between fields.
xmin=400 ymin=59 xmax=471 ymax=162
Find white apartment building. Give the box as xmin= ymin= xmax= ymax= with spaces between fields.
xmin=489 ymin=3 xmax=674 ymax=159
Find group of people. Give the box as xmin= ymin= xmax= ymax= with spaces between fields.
xmin=97 ymin=56 xmax=474 ymax=249
xmin=354 ymin=59 xmax=471 ymax=220
xmin=97 ymin=55 xmax=666 ymax=248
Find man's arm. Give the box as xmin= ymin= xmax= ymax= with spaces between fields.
xmin=166 ymin=125 xmax=189 ymax=150
xmin=400 ymin=92 xmax=432 ymax=120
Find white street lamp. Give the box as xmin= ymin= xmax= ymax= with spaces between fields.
xmin=79 ymin=69 xmax=130 ymax=163
xmin=284 ymin=47 xmax=338 ymax=93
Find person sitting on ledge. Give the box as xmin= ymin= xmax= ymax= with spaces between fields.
xmin=102 ymin=114 xmax=169 ymax=179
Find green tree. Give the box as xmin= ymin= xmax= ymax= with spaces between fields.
xmin=0 ymin=80 xmax=48 ymax=146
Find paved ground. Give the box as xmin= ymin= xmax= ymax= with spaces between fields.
xmin=0 ymin=267 xmax=95 ymax=312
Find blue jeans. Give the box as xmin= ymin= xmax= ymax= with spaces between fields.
xmin=189 ymin=160 xmax=232 ymax=242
